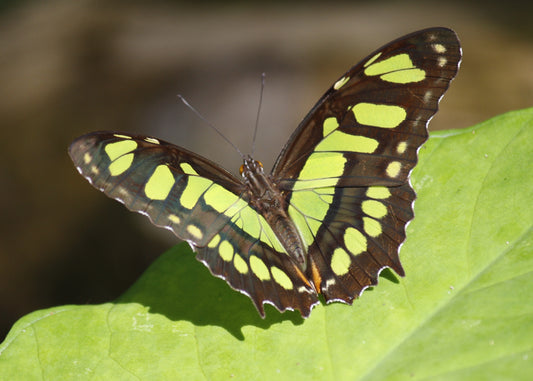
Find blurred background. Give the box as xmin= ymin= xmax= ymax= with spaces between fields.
xmin=1 ymin=0 xmax=532 ymax=340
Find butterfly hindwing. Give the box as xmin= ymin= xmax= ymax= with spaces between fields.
xmin=197 ymin=223 xmax=318 ymax=317
xmin=305 ymin=184 xmax=415 ymax=301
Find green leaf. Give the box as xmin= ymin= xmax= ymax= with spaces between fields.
xmin=2 ymin=108 xmax=532 ymax=380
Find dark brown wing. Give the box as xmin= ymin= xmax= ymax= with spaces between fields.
xmin=69 ymin=131 xmax=318 ymax=316
xmin=272 ymin=28 xmax=461 ymax=304
xmin=273 ymin=27 xmax=461 ymax=187
xmin=69 ymin=131 xmax=243 ymax=246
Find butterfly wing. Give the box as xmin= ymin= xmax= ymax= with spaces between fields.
xmin=69 ymin=132 xmax=318 ymax=316
xmin=196 ymin=224 xmax=318 ymax=317
xmin=70 ymin=132 xmax=243 ymax=244
xmin=272 ymin=28 xmax=461 ymax=303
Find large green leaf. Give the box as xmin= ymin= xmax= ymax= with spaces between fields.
xmin=1 ymin=108 xmax=532 ymax=380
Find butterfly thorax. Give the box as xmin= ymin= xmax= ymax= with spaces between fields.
xmin=240 ymin=156 xmax=308 ymax=270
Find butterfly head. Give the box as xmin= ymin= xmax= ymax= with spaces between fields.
xmin=239 ymin=156 xmax=264 ymax=177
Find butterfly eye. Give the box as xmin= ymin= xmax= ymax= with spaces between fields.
xmin=239 ymin=164 xmax=245 ymax=175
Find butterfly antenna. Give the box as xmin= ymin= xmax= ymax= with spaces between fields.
xmin=177 ymin=94 xmax=244 ymax=159
xmin=251 ymin=72 xmax=266 ymax=157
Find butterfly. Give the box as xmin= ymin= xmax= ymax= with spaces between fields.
xmin=69 ymin=27 xmax=461 ymax=318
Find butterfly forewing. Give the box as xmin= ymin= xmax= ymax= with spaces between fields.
xmin=69 ymin=27 xmax=461 ymax=318
xmin=69 ymin=132 xmax=245 ymax=245
xmin=274 ymin=27 xmax=461 ymax=185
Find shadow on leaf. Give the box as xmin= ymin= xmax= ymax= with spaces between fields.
xmin=379 ymin=268 xmax=401 ymax=284
xmin=116 ymin=243 xmax=304 ymax=339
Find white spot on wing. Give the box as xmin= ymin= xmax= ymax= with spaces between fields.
xmin=432 ymin=43 xmax=446 ymax=53
xmin=144 ymin=137 xmax=160 ymax=144
xmin=333 ymin=76 xmax=350 ymax=90
xmin=324 ymin=278 xmax=336 ymax=290
xmin=113 ymin=134 xmax=131 ymax=139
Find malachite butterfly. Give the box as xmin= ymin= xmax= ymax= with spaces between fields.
xmin=69 ymin=27 xmax=461 ymax=318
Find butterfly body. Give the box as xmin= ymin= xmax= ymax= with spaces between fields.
xmin=240 ymin=156 xmax=308 ymax=269
xmin=69 ymin=28 xmax=461 ymax=317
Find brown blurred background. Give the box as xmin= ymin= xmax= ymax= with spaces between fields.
xmin=1 ymin=0 xmax=532 ymax=340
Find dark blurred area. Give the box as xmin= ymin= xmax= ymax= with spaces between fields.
xmin=1 ymin=0 xmax=532 ymax=341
